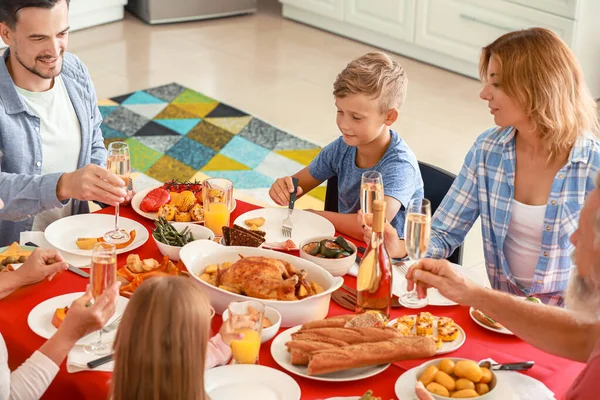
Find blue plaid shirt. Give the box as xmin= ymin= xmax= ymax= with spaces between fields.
xmin=428 ymin=126 xmax=600 ymax=305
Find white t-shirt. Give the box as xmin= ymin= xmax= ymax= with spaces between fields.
xmin=16 ymin=75 xmax=81 ymax=231
xmin=503 ymin=199 xmax=547 ymax=288
xmin=0 ymin=334 xmax=59 ymax=400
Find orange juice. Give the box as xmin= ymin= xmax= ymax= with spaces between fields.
xmin=230 ymin=329 xmax=261 ymax=364
xmin=204 ymin=202 xmax=230 ymax=236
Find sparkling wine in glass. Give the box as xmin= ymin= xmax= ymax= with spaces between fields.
xmin=84 ymin=242 xmax=117 ymax=355
xmin=400 ymin=198 xmax=431 ymax=309
xmin=103 ymin=142 xmax=131 ymax=244
xmin=360 ymin=171 xmax=384 ymax=225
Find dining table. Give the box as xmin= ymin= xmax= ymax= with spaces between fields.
xmin=1 ymin=199 xmax=585 ymax=400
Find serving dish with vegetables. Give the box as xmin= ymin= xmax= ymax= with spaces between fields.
xmin=299 ymin=236 xmax=358 ymax=277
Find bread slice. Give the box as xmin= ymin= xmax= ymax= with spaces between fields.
xmin=233 ymin=224 xmax=266 ymax=238
xmin=229 ymin=227 xmax=265 ymax=247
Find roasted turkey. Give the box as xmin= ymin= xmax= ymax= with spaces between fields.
xmin=217 ymin=256 xmax=304 ymax=300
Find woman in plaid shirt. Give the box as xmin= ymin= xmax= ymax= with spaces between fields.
xmin=378 ymin=28 xmax=600 ymax=305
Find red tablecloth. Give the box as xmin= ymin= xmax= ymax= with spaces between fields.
xmin=1 ymin=200 xmax=584 ymax=399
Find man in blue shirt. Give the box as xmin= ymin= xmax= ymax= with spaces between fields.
xmin=0 ymin=0 xmax=127 ymax=245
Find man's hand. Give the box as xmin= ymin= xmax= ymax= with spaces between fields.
xmin=357 ymin=211 xmax=406 ymax=258
xmin=56 ymin=164 xmax=127 ymax=206
xmin=406 ymin=258 xmax=480 ymax=305
xmin=269 ymin=176 xmax=303 ymax=206
xmin=14 ymin=248 xmax=68 ymax=286
xmin=57 ymin=282 xmax=120 ymax=342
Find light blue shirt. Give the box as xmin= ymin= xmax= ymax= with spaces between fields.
xmin=0 ymin=49 xmax=107 ymax=245
xmin=428 ymin=126 xmax=600 ymax=305
xmin=308 ymin=129 xmax=424 ymax=235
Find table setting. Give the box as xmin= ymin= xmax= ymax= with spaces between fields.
xmin=0 ymin=168 xmax=584 ymax=399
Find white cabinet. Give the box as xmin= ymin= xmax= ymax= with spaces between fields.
xmin=415 ymin=0 xmax=575 ymax=64
xmin=345 ymin=0 xmax=416 ymax=42
xmin=280 ymin=0 xmax=344 ymax=21
xmin=0 ymin=0 xmax=126 ymax=48
xmin=503 ymin=0 xmax=579 ymax=19
xmin=281 ymin=0 xmax=600 ymax=99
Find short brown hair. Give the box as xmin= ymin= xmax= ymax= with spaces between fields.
xmin=112 ymin=276 xmax=212 ymax=400
xmin=480 ymin=28 xmax=599 ymax=160
xmin=333 ymin=52 xmax=407 ymax=112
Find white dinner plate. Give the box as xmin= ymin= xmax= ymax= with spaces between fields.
xmin=131 ymin=186 xmax=236 ymax=223
xmin=234 ymin=208 xmax=335 ymax=249
xmin=469 ymin=307 xmax=514 ymax=335
xmin=204 ymin=364 xmax=301 ymax=400
xmin=28 ymin=292 xmax=129 ymax=346
xmin=44 ymin=214 xmax=149 ymax=256
xmin=388 ymin=315 xmax=466 ymax=355
xmin=392 ymin=261 xmax=488 ymax=306
xmin=270 ymin=325 xmax=390 ymax=382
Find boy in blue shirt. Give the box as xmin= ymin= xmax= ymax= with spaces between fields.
xmin=269 ymin=52 xmax=423 ymax=239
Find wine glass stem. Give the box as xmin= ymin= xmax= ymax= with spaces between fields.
xmin=98 ymin=329 xmax=103 ymax=347
xmin=114 ymin=204 xmax=120 ymax=233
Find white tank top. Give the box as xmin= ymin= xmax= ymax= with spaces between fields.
xmin=503 ymin=199 xmax=547 ymax=289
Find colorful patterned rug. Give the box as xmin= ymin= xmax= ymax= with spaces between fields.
xmin=99 ymin=83 xmax=326 ymax=209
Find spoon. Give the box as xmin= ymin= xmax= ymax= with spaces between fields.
xmin=478 ymin=360 xmax=534 ymax=371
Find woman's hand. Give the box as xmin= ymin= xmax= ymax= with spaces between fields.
xmin=14 ymin=248 xmax=68 ymax=285
xmin=357 ymin=211 xmax=407 ymax=258
xmin=58 ymin=282 xmax=121 ymax=342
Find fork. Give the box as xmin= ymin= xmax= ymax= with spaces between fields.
xmin=281 ymin=177 xmax=299 ymax=238
xmin=394 ymin=261 xmax=409 ymax=275
xmin=101 ymin=315 xmax=122 ymax=333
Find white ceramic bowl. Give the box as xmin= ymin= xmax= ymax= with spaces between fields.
xmin=153 ymin=223 xmax=215 ymax=261
xmin=299 ymin=236 xmax=357 ymax=277
xmin=415 ymin=358 xmax=497 ymax=399
xmin=222 ymin=305 xmax=282 ymax=343
xmin=180 ymin=240 xmax=344 ymax=327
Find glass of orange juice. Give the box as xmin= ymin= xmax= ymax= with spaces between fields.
xmin=203 ymin=178 xmax=233 ymax=237
xmin=227 ymin=300 xmax=264 ymax=365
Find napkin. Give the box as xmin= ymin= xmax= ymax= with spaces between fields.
xmin=495 ymin=371 xmax=556 ymax=400
xmin=480 ymin=358 xmax=556 ymax=400
xmin=20 ymin=231 xmax=90 ymax=267
xmin=67 ymin=345 xmax=114 ymax=373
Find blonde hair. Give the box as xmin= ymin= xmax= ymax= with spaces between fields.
xmin=480 ymin=27 xmax=599 ymax=160
xmin=333 ymin=52 xmax=407 ymax=112
xmin=111 ymin=276 xmax=212 ymax=400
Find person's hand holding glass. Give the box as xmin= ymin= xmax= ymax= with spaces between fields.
xmin=226 ymin=300 xmax=264 ymax=365
xmin=104 ymin=142 xmax=131 ymax=244
xmin=84 ymin=242 xmax=117 ymax=355
xmin=400 ymin=198 xmax=431 ymax=308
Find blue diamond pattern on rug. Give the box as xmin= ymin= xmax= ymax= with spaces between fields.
xmin=99 ymin=83 xmax=327 ymax=205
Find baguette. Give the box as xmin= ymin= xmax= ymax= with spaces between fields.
xmin=289 ymin=333 xmax=349 ymax=348
xmin=286 ymin=340 xmax=341 ymax=353
xmin=292 ymin=327 xmax=401 ymax=344
xmin=307 ymin=336 xmax=437 ymax=376
xmin=300 ymin=315 xmax=355 ymax=330
xmin=291 ymin=349 xmax=310 ymax=365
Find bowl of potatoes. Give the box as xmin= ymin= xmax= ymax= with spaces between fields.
xmin=417 ymin=358 xmax=496 ymax=399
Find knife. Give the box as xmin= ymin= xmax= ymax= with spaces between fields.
xmin=87 ymin=353 xmax=114 ymax=369
xmin=24 ymin=242 xmax=90 ymax=278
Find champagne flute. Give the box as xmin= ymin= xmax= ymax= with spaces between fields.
xmin=84 ymin=242 xmax=117 ymax=355
xmin=103 ymin=142 xmax=131 ymax=244
xmin=400 ymin=198 xmax=431 ymax=308
xmin=360 ymin=171 xmax=384 ymax=225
